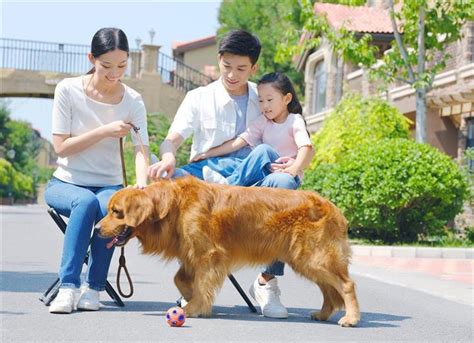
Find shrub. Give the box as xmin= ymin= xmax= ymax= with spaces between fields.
xmin=0 ymin=158 xmax=34 ymax=199
xmin=303 ymin=139 xmax=468 ymax=243
xmin=310 ymin=93 xmax=411 ymax=168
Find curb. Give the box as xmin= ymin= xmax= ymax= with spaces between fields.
xmin=351 ymin=245 xmax=473 ymax=259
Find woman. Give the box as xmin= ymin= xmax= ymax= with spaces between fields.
xmin=45 ymin=27 xmax=149 ymax=314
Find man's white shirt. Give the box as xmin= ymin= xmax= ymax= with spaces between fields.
xmin=169 ymin=78 xmax=261 ymax=160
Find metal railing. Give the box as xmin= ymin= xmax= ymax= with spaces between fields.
xmin=1 ymin=38 xmax=91 ymax=74
xmin=158 ymin=52 xmax=213 ymax=92
xmin=0 ymin=38 xmax=212 ymax=92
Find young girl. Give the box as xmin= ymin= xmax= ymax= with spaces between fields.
xmin=192 ymin=72 xmax=313 ymax=187
xmin=44 ymin=28 xmax=149 ymax=314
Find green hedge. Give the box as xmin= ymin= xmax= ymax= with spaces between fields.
xmin=310 ymin=93 xmax=411 ymax=168
xmin=0 ymin=158 xmax=34 ymax=199
xmin=303 ymin=139 xmax=468 ymax=243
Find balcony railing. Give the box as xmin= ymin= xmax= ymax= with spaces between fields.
xmin=0 ymin=38 xmax=212 ymax=92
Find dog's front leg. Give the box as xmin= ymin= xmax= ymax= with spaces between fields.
xmin=174 ymin=264 xmax=195 ymax=302
xmin=182 ymin=262 xmax=227 ymax=318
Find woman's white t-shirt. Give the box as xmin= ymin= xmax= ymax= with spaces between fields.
xmin=51 ymin=76 xmax=149 ymax=187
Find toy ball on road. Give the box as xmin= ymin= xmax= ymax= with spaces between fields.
xmin=166 ymin=306 xmax=186 ymax=327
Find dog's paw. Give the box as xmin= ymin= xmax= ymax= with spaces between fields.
xmin=337 ymin=315 xmax=359 ymax=327
xmin=183 ymin=304 xmax=212 ymax=318
xmin=310 ymin=311 xmax=330 ymax=321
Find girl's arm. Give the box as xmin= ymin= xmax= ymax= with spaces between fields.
xmin=190 ymin=137 xmax=248 ymax=162
xmin=280 ymin=145 xmax=314 ymax=177
xmin=52 ymin=120 xmax=132 ymax=157
xmin=135 ymin=145 xmax=150 ymax=187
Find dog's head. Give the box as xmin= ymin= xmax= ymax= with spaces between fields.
xmin=98 ymin=187 xmax=156 ymax=248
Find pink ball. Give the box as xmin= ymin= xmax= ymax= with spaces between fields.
xmin=166 ymin=306 xmax=186 ymax=327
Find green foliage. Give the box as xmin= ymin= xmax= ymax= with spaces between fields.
xmin=123 ymin=113 xmax=191 ymax=185
xmin=0 ymin=159 xmax=34 ymax=199
xmin=303 ymin=138 xmax=468 ymax=243
xmin=310 ymin=93 xmax=411 ymax=168
xmin=218 ymin=0 xmax=306 ymax=95
xmin=0 ymin=103 xmax=43 ymax=199
xmin=281 ymin=0 xmax=474 ymax=92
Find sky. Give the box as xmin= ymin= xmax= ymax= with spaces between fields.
xmin=1 ymin=0 xmax=222 ymax=141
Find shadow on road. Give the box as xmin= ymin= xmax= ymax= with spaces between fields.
xmin=0 ymin=270 xmax=58 ymax=292
xmin=100 ymin=300 xmax=410 ymax=327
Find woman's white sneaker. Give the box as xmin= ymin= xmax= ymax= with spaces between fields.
xmin=77 ymin=286 xmax=100 ymax=311
xmin=49 ymin=288 xmax=78 ymax=314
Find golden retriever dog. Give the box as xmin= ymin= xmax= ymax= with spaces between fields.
xmin=98 ymin=176 xmax=360 ymax=326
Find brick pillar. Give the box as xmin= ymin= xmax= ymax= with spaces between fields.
xmin=141 ymin=44 xmax=161 ymax=74
xmin=130 ymin=50 xmax=141 ymax=78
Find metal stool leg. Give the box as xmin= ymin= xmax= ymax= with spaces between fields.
xmin=39 ymin=277 xmax=60 ymax=305
xmin=228 ymin=274 xmax=257 ymax=313
xmin=105 ymin=281 xmax=124 ymax=307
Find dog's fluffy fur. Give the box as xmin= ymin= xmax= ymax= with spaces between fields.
xmin=99 ymin=176 xmax=360 ymax=326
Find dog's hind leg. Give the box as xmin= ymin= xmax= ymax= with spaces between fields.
xmin=174 ymin=265 xmax=195 ymax=302
xmin=291 ymin=262 xmax=360 ymax=327
xmin=311 ymin=282 xmax=343 ymax=321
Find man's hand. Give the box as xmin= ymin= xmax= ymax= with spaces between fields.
xmin=270 ymin=156 xmax=295 ymax=172
xmin=148 ymin=155 xmax=176 ymax=180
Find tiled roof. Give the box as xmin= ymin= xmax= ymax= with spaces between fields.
xmin=172 ymin=35 xmax=217 ymax=54
xmin=314 ymin=3 xmax=393 ymax=34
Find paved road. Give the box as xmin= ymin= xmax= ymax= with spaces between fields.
xmin=1 ymin=205 xmax=473 ymax=342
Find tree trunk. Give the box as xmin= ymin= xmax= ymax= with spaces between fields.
xmin=415 ymin=88 xmax=427 ymax=143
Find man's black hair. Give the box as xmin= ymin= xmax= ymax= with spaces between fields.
xmin=218 ymin=30 xmax=261 ymax=65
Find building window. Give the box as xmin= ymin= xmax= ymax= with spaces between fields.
xmin=312 ymin=60 xmax=327 ymax=114
xmin=467 ymin=118 xmax=474 ymax=170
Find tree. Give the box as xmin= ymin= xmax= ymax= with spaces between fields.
xmin=278 ymin=0 xmax=474 ymax=143
xmin=218 ymin=0 xmax=366 ymax=97
xmin=218 ymin=0 xmax=306 ymax=95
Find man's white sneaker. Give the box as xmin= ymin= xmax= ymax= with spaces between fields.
xmin=203 ymin=166 xmax=229 ymax=184
xmin=77 ymin=286 xmax=100 ymax=311
xmin=49 ymin=288 xmax=78 ymax=314
xmin=249 ymin=277 xmax=288 ymax=319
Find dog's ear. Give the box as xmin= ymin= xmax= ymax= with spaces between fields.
xmin=123 ymin=190 xmax=154 ymax=227
xmin=156 ymin=192 xmax=172 ymax=220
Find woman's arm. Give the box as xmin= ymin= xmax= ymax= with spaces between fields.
xmin=280 ymin=146 xmax=314 ymax=177
xmin=52 ymin=120 xmax=132 ymax=157
xmin=135 ymin=145 xmax=150 ymax=187
xmin=190 ymin=137 xmax=248 ymax=162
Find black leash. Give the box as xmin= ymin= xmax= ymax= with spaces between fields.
xmin=117 ymin=136 xmax=134 ymax=298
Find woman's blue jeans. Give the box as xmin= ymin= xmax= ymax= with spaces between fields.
xmin=174 ymin=144 xmax=300 ymax=276
xmin=44 ymin=177 xmax=122 ymax=291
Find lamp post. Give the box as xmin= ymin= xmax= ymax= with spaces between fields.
xmin=135 ymin=37 xmax=142 ymax=50
xmin=149 ymin=28 xmax=156 ymax=44
xmin=6 ymin=149 xmax=15 ymax=205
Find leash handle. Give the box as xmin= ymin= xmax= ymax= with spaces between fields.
xmin=116 ymin=246 xmax=134 ymax=298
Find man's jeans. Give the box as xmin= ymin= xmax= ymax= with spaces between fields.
xmin=174 ymin=144 xmax=299 ymax=276
xmin=44 ymin=177 xmax=122 ymax=291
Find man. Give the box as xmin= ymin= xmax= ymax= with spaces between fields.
xmin=148 ymin=30 xmax=299 ymax=319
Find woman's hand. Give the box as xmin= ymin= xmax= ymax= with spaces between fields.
xmin=103 ymin=120 xmax=132 ymax=138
